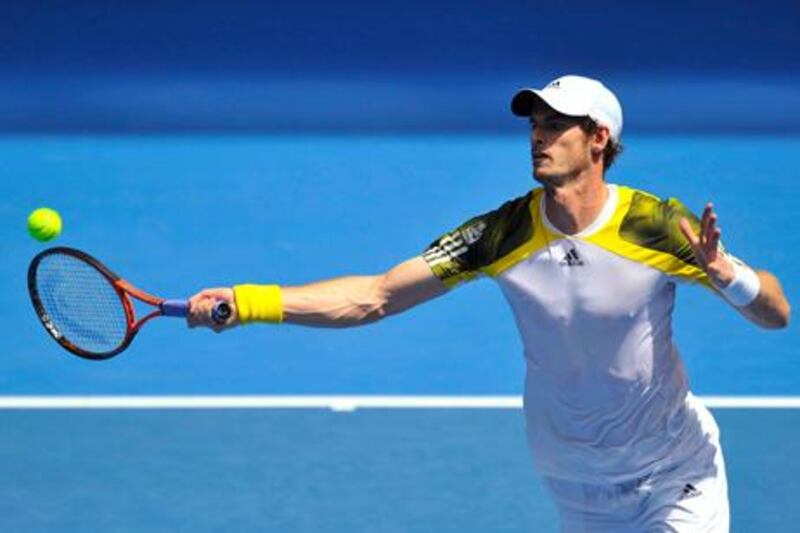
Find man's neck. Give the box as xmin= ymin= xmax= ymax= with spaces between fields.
xmin=543 ymin=174 xmax=609 ymax=235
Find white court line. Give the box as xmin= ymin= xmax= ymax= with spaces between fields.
xmin=0 ymin=396 xmax=798 ymax=410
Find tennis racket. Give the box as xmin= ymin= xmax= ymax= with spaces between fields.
xmin=28 ymin=246 xmax=231 ymax=360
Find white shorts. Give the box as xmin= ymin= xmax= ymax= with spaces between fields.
xmin=544 ymin=398 xmax=730 ymax=532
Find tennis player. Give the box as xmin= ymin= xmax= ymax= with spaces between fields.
xmin=187 ymin=75 xmax=790 ymax=531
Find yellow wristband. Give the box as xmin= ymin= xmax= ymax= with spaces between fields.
xmin=233 ymin=284 xmax=283 ymax=324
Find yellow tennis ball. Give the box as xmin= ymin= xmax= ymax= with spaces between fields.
xmin=27 ymin=207 xmax=63 ymax=242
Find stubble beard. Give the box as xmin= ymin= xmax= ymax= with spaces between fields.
xmin=532 ymin=150 xmax=592 ymax=190
xmin=533 ymin=164 xmax=575 ymax=189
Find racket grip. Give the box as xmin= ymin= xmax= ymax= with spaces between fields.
xmin=161 ymin=300 xmax=190 ymax=317
xmin=161 ymin=299 xmax=231 ymax=325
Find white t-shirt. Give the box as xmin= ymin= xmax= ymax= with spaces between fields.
xmin=423 ymin=184 xmax=723 ymax=483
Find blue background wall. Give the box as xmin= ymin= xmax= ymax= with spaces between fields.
xmin=1 ymin=0 xmax=799 ymax=133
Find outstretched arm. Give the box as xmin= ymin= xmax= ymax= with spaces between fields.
xmin=679 ymin=202 xmax=790 ymax=329
xmin=187 ymin=256 xmax=449 ymax=330
xmin=282 ymin=256 xmax=448 ymax=327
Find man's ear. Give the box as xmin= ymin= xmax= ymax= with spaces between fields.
xmin=590 ymin=126 xmax=610 ymax=157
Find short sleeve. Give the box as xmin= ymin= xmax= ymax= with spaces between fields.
xmin=619 ymin=191 xmax=713 ymax=287
xmin=421 ymin=192 xmax=534 ymax=288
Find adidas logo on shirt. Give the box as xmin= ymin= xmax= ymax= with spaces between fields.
xmin=559 ymin=248 xmax=584 ymax=267
xmin=680 ymin=483 xmax=703 ymax=500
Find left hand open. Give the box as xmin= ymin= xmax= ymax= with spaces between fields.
xmin=679 ymin=202 xmax=735 ymax=287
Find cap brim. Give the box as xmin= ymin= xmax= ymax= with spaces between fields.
xmin=511 ymin=88 xmax=589 ymax=118
xmin=511 ymin=89 xmax=545 ymax=117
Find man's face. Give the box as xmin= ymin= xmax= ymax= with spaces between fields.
xmin=529 ymin=108 xmax=593 ymax=186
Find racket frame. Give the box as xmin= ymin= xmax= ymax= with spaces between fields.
xmin=29 ymin=247 xmax=176 ymax=360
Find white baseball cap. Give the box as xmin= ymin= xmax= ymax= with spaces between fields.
xmin=511 ymin=75 xmax=623 ymax=141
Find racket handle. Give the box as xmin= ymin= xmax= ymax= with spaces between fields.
xmin=161 ymin=300 xmax=232 ymax=325
xmin=161 ymin=300 xmax=190 ymax=317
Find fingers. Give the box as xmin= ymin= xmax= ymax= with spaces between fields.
xmin=186 ymin=287 xmax=237 ymax=332
xmin=679 ymin=216 xmax=706 ymax=267
xmin=706 ymin=225 xmax=721 ymax=260
xmin=703 ymin=204 xmax=719 ymax=260
xmin=699 ymin=203 xmax=713 ymax=245
xmin=692 ymin=202 xmax=723 ymax=246
xmin=682 ymin=203 xmax=730 ymax=284
xmin=679 ymin=217 xmax=700 ymax=247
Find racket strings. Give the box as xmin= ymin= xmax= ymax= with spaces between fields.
xmin=35 ymin=253 xmax=129 ymax=354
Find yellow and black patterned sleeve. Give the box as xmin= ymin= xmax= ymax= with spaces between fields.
xmin=421 ymin=192 xmax=534 ymax=288
xmin=618 ymin=191 xmax=713 ymax=287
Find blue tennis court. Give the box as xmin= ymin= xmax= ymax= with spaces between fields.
xmin=0 ymin=407 xmax=799 ymax=531
xmin=0 ymin=133 xmax=797 ymax=531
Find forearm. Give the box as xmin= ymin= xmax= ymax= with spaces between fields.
xmin=281 ymin=275 xmax=389 ymax=328
xmin=279 ymin=257 xmax=448 ymax=328
xmin=678 ymin=208 xmax=790 ymax=330
xmin=738 ymin=270 xmax=791 ymax=329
